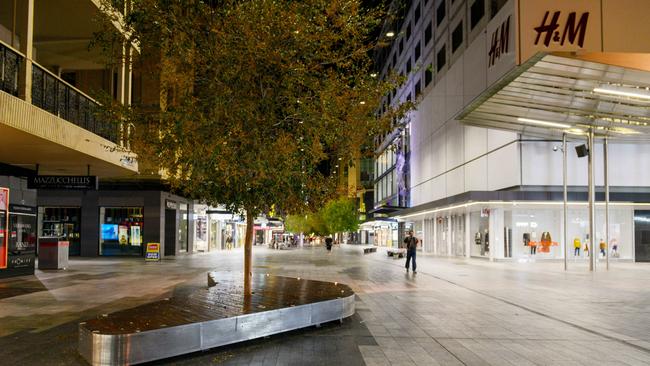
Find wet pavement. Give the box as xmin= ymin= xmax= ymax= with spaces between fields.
xmin=1 ymin=245 xmax=650 ymax=365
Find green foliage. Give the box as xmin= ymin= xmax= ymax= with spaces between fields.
xmin=285 ymin=197 xmax=358 ymax=236
xmin=96 ymin=0 xmax=412 ymax=217
xmin=284 ymin=214 xmax=310 ymax=234
xmin=321 ymin=197 xmax=360 ymax=234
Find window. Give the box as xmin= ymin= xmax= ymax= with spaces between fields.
xmin=99 ymin=207 xmax=144 ymax=256
xmin=437 ymin=45 xmax=446 ymax=71
xmin=414 ymin=4 xmax=421 ymax=24
xmin=399 ymin=39 xmax=404 ymax=55
xmin=406 ymin=59 xmax=412 ymax=73
xmin=392 ymin=53 xmax=397 ymax=68
xmin=415 ymin=80 xmax=422 ymax=98
xmin=425 ymin=65 xmax=433 ymax=86
xmin=179 ymin=203 xmax=188 ymax=252
xmin=40 ymin=207 xmax=81 ymax=256
xmin=407 ymin=93 xmax=412 ymax=102
xmin=490 ymin=0 xmax=508 ymax=19
xmin=406 ymin=23 xmax=412 ymax=40
xmin=452 ymin=21 xmax=463 ymax=53
xmin=436 ymin=1 xmax=446 ymax=26
xmin=471 ymin=0 xmax=485 ymax=29
xmin=425 ymin=22 xmax=432 ymax=45
xmin=414 ymin=43 xmax=421 ymax=61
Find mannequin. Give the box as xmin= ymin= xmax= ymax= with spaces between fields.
xmin=573 ymin=237 xmax=581 ymax=256
xmin=530 ymin=231 xmax=537 ymax=255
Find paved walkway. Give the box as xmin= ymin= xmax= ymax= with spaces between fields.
xmin=1 ymin=245 xmax=649 ymax=365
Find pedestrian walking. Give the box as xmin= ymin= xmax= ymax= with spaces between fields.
xmin=325 ymin=236 xmax=333 ymax=251
xmin=404 ymin=231 xmax=418 ymax=273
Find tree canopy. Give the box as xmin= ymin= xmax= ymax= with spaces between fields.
xmin=285 ymin=197 xmax=359 ymax=236
xmin=98 ymin=0 xmax=410 ymax=218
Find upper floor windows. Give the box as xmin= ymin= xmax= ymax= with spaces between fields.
xmin=414 ymin=43 xmax=421 ymax=62
xmin=424 ymin=22 xmax=432 ymax=45
xmin=414 ymin=4 xmax=421 ymax=24
xmin=406 ymin=23 xmax=412 ymax=40
xmin=437 ymin=45 xmax=446 ymax=71
xmin=490 ymin=0 xmax=508 ymax=19
xmin=425 ymin=65 xmax=433 ymax=87
xmin=452 ymin=21 xmax=463 ymax=53
xmin=436 ymin=1 xmax=446 ymax=26
xmin=471 ymin=0 xmax=485 ymax=29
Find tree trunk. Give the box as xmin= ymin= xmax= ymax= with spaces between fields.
xmin=244 ymin=210 xmax=254 ymax=296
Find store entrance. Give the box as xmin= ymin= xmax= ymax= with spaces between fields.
xmin=634 ymin=210 xmax=650 ymax=262
xmin=164 ymin=209 xmax=176 ymax=256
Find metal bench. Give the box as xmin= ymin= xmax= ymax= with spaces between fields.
xmin=386 ymin=248 xmax=406 ymax=258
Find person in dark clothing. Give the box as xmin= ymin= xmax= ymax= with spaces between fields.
xmin=404 ymin=231 xmax=418 ymax=273
xmin=325 ymin=236 xmax=333 ymax=251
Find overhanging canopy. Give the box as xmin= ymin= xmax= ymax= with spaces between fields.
xmin=458 ymin=54 xmax=650 ymax=141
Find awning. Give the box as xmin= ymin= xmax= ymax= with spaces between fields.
xmin=458 ymin=54 xmax=650 ymax=141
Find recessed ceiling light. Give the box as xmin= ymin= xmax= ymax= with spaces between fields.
xmin=594 ymin=86 xmax=650 ymax=100
xmin=517 ymin=117 xmax=571 ymax=129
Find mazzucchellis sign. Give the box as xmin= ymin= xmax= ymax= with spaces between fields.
xmin=28 ymin=175 xmax=98 ymax=190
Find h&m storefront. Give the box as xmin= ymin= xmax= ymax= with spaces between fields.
xmin=401 ymin=192 xmax=648 ymax=263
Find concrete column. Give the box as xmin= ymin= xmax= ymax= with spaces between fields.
xmin=433 ymin=216 xmax=438 ymax=255
xmin=447 ymin=216 xmax=452 ymax=257
xmin=465 ymin=213 xmax=471 ymax=258
xmin=17 ymin=0 xmax=34 ymax=103
xmin=489 ymin=209 xmax=505 ymax=261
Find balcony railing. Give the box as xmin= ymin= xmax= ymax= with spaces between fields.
xmin=0 ymin=41 xmax=21 ymax=97
xmin=1 ymin=41 xmax=118 ymax=144
xmin=31 ymin=64 xmax=118 ymax=143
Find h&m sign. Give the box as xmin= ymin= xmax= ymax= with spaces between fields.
xmin=28 ymin=176 xmax=98 ymax=190
xmin=518 ymin=0 xmax=602 ymax=65
xmin=488 ymin=15 xmax=510 ymax=68
xmin=533 ymin=11 xmax=589 ymax=48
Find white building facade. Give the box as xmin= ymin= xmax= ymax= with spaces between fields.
xmin=375 ymin=0 xmax=650 ymax=263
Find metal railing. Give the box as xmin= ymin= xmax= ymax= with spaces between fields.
xmin=31 ymin=64 xmax=118 ymax=143
xmin=0 ymin=41 xmax=22 ymax=97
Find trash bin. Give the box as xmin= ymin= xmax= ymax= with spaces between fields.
xmin=38 ymin=238 xmax=69 ymax=270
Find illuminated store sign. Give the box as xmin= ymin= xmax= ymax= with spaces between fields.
xmin=28 ymin=176 xmax=98 ymax=190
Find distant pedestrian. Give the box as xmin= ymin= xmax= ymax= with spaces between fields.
xmin=404 ymin=231 xmax=418 ymax=273
xmin=325 ymin=236 xmax=333 ymax=251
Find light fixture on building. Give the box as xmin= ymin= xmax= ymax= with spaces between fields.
xmin=517 ymin=117 xmax=571 ymax=129
xmin=594 ymin=86 xmax=650 ymax=100
xmin=385 ymin=31 xmax=395 ymax=38
xmin=359 ymin=101 xmax=366 ymax=105
xmin=370 ymin=73 xmax=377 ymax=78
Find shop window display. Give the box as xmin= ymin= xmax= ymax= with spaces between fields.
xmin=99 ymin=207 xmax=144 ymax=256
xmin=0 ymin=188 xmax=8 ymax=268
xmin=39 ymin=207 xmax=81 ymax=256
xmin=469 ymin=211 xmax=489 ymax=257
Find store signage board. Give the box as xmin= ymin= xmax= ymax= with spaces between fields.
xmin=145 ymin=243 xmax=161 ymax=262
xmin=28 ymin=176 xmax=98 ymax=190
xmin=486 ymin=0 xmax=515 ymax=85
xmin=517 ymin=0 xmax=602 ymax=64
xmin=166 ymin=200 xmax=177 ymax=210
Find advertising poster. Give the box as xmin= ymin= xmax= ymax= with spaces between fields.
xmin=196 ymin=215 xmax=207 ymax=241
xmin=145 ymin=243 xmax=161 ymax=261
xmin=101 ymin=224 xmax=118 ymax=241
xmin=131 ymin=226 xmax=142 ymax=246
xmin=0 ymin=188 xmax=8 ymax=269
xmin=118 ymin=225 xmax=129 ymax=245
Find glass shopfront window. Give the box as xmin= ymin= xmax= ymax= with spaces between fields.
xmin=179 ymin=204 xmax=188 ymax=252
xmin=9 ymin=206 xmax=37 ymax=271
xmin=39 ymin=207 xmax=81 ymax=256
xmin=99 ymin=207 xmax=143 ymax=256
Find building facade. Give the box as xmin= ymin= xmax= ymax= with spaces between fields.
xmin=376 ymin=0 xmax=650 ymax=263
xmin=0 ymin=1 xmax=229 ymax=278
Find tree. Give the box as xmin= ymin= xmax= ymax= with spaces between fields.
xmin=321 ymin=197 xmax=360 ymax=234
xmin=97 ymin=0 xmax=411 ymax=294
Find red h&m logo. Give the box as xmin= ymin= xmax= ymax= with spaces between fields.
xmin=534 ymin=11 xmax=589 ymax=48
xmin=488 ymin=15 xmax=510 ymax=67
